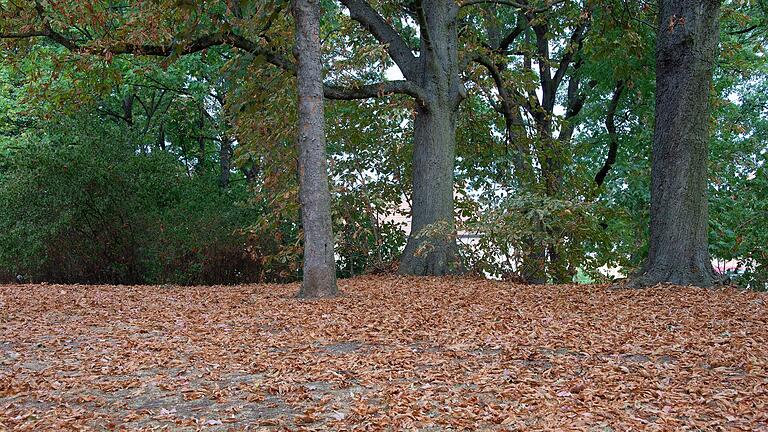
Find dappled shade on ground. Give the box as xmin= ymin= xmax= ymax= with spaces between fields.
xmin=1 ymin=276 xmax=767 ymax=430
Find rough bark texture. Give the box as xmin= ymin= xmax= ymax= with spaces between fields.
xmin=399 ymin=105 xmax=460 ymax=275
xmin=397 ymin=1 xmax=464 ymax=276
xmin=293 ymin=0 xmax=337 ymax=298
xmin=630 ymin=0 xmax=721 ymax=288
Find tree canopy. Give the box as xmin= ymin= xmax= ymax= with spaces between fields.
xmin=1 ymin=0 xmax=766 ymax=290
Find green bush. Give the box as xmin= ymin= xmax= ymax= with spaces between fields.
xmin=0 ymin=137 xmax=265 ymax=285
xmin=462 ymin=193 xmax=614 ymax=283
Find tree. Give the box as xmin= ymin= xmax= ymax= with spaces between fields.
xmin=0 ymin=0 xmax=564 ymax=277
xmin=465 ymin=2 xmax=616 ymax=283
xmin=0 ymin=0 xmax=458 ymax=275
xmin=335 ymin=1 xmax=572 ymax=276
xmin=293 ymin=0 xmax=337 ymax=297
xmin=327 ymin=0 xmax=461 ymax=275
xmin=4 ymin=0 xmax=767 ymax=290
xmin=629 ymin=0 xmax=722 ymax=287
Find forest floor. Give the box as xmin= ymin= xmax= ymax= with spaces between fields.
xmin=0 ymin=276 xmax=767 ymax=431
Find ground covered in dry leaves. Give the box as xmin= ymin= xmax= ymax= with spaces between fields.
xmin=1 ymin=276 xmax=767 ymax=431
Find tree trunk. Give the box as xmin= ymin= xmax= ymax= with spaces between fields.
xmin=219 ymin=135 xmax=232 ymax=189
xmin=521 ymin=240 xmax=547 ymax=284
xmin=197 ymin=106 xmax=206 ymax=174
xmin=157 ymin=123 xmax=166 ymax=151
xmin=293 ymin=0 xmax=338 ymax=297
xmin=629 ymin=0 xmax=720 ymax=288
xmin=399 ymin=105 xmax=460 ymax=275
xmin=398 ymin=1 xmax=464 ymax=276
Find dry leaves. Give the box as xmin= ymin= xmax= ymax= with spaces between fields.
xmin=1 ymin=276 xmax=767 ymax=431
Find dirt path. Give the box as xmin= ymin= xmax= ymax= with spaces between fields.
xmin=1 ymin=276 xmax=767 ymax=430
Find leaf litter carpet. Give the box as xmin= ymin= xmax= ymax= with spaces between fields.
xmin=1 ymin=276 xmax=766 ymax=431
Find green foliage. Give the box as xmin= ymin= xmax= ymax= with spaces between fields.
xmin=462 ymin=193 xmax=613 ymax=283
xmin=0 ymin=0 xmax=766 ymax=289
xmin=708 ymin=57 xmax=768 ymax=290
xmin=0 ymin=119 xmax=266 ymax=285
xmin=327 ymin=99 xmax=411 ymax=276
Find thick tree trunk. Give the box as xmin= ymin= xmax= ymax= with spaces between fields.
xmin=629 ymin=0 xmax=720 ymax=288
xmin=398 ymin=1 xmax=464 ymax=276
xmin=293 ymin=0 xmax=337 ymax=297
xmin=399 ymin=105 xmax=460 ymax=275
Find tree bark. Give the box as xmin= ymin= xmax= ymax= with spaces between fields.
xmin=197 ymin=106 xmax=206 ymax=174
xmin=594 ymin=81 xmax=625 ymax=187
xmin=157 ymin=123 xmax=166 ymax=151
xmin=629 ymin=0 xmax=721 ymax=288
xmin=399 ymin=105 xmax=461 ymax=275
xmin=293 ymin=0 xmax=338 ymax=297
xmin=398 ymin=0 xmax=464 ymax=276
xmin=219 ymin=135 xmax=232 ymax=189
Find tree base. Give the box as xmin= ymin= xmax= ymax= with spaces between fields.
xmin=619 ymin=262 xmax=720 ymax=289
xmin=398 ymin=242 xmax=463 ymax=276
xmin=297 ymin=266 xmax=338 ymax=298
xmin=297 ymin=287 xmax=337 ymax=299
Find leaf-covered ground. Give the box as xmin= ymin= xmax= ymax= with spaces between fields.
xmin=1 ymin=276 xmax=767 ymax=431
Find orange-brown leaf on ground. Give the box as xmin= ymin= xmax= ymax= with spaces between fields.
xmin=1 ymin=276 xmax=767 ymax=430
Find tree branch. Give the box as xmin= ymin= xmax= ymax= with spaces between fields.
xmin=0 ymin=30 xmax=48 ymax=39
xmin=2 ymin=17 xmax=426 ymax=104
xmin=594 ymin=80 xmax=624 ymax=187
xmin=0 ymin=26 xmax=295 ymax=73
xmin=557 ymin=57 xmax=596 ymax=143
xmin=726 ymin=24 xmax=759 ymax=35
xmin=337 ymin=0 xmax=419 ymax=80
xmin=497 ymin=19 xmax=528 ymax=53
xmin=107 ymin=32 xmax=295 ymax=73
xmin=323 ymin=80 xmax=427 ymax=105
xmin=470 ymin=52 xmax=533 ymax=180
xmin=469 ymin=53 xmax=511 ymax=112
xmin=460 ymin=0 xmax=564 ymax=13
xmin=551 ymin=22 xmax=588 ymax=95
